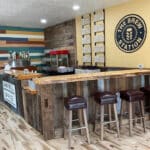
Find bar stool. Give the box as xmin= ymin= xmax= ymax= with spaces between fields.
xmin=94 ymin=91 xmax=120 ymax=140
xmin=64 ymin=96 xmax=90 ymax=149
xmin=140 ymin=86 xmax=150 ymax=112
xmin=120 ymin=90 xmax=146 ymax=136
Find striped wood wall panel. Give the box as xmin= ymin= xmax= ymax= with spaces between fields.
xmin=0 ymin=26 xmax=45 ymax=66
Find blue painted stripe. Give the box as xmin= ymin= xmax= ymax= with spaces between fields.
xmin=0 ymin=47 xmax=44 ymax=52
xmin=0 ymin=57 xmax=8 ymax=60
xmin=0 ymin=37 xmax=28 ymax=42
xmin=0 ymin=26 xmax=43 ymax=32
xmin=30 ymin=56 xmax=43 ymax=59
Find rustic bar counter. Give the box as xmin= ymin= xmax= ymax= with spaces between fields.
xmin=33 ymin=69 xmax=150 ymax=140
xmin=0 ymin=70 xmax=42 ymax=118
xmin=34 ymin=69 xmax=150 ymax=84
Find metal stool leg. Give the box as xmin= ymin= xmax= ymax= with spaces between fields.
xmin=129 ymin=102 xmax=133 ymax=136
xmin=113 ymin=103 xmax=120 ymax=138
xmin=68 ymin=110 xmax=72 ymax=149
xmin=83 ymin=109 xmax=90 ymax=144
xmin=100 ymin=105 xmax=104 ymax=140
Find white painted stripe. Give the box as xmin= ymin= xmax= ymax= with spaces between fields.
xmin=44 ymin=49 xmax=51 ymax=54
xmin=0 ymin=34 xmax=44 ymax=39
xmin=43 ymin=58 xmax=50 ymax=62
xmin=0 ymin=53 xmax=44 ymax=57
xmin=31 ymin=61 xmax=43 ymax=65
xmin=30 ymin=53 xmax=44 ymax=57
xmin=0 ymin=54 xmax=9 ymax=57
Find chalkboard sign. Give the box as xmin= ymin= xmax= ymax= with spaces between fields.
xmin=2 ymin=81 xmax=17 ymax=109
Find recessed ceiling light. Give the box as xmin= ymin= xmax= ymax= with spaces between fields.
xmin=72 ymin=5 xmax=80 ymax=11
xmin=40 ymin=19 xmax=47 ymax=24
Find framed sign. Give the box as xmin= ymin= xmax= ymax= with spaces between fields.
xmin=115 ymin=14 xmax=147 ymax=53
xmin=2 ymin=81 xmax=17 ymax=109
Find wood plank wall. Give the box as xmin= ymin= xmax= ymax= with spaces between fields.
xmin=0 ymin=26 xmax=45 ymax=66
xmin=44 ymin=20 xmax=76 ymax=66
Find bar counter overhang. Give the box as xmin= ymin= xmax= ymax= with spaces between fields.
xmin=0 ymin=68 xmax=150 ymax=140
xmin=34 ymin=69 xmax=150 ymax=85
xmin=32 ymin=68 xmax=150 ymax=139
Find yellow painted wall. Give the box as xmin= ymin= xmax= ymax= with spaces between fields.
xmin=76 ymin=11 xmax=105 ymax=67
xmin=105 ymin=0 xmax=150 ymax=68
xmin=75 ymin=16 xmax=83 ymax=66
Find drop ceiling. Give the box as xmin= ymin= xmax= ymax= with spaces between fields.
xmin=0 ymin=0 xmax=131 ymax=29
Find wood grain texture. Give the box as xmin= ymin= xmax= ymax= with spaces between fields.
xmin=0 ymin=70 xmax=43 ymax=80
xmin=0 ymin=26 xmax=45 ymax=65
xmin=7 ymin=40 xmax=44 ymax=44
xmin=24 ymin=90 xmax=42 ymax=132
xmin=0 ymin=30 xmax=6 ymax=33
xmin=34 ymin=69 xmax=150 ymax=85
xmin=37 ymin=84 xmax=55 ymax=140
xmin=45 ymin=19 xmax=76 ymax=66
xmin=0 ymin=101 xmax=150 ymax=150
xmin=6 ymin=30 xmax=44 ymax=36
xmin=24 ymin=86 xmax=37 ymax=95
xmin=0 ymin=102 xmax=52 ymax=150
xmin=0 ymin=43 xmax=44 ymax=47
xmin=33 ymin=75 xmax=144 ymax=140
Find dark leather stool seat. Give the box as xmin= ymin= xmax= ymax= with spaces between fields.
xmin=94 ymin=91 xmax=117 ymax=105
xmin=120 ymin=90 xmax=144 ymax=102
xmin=94 ymin=91 xmax=120 ymax=140
xmin=140 ymin=87 xmax=150 ymax=95
xmin=120 ymin=89 xmax=145 ymax=136
xmin=64 ymin=96 xmax=87 ymax=110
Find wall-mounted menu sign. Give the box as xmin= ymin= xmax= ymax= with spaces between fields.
xmin=115 ymin=14 xmax=147 ymax=53
xmin=2 ymin=81 xmax=17 ymax=109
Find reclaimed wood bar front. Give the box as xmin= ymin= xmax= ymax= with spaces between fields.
xmin=0 ymin=70 xmax=42 ymax=120
xmin=34 ymin=69 xmax=150 ymax=140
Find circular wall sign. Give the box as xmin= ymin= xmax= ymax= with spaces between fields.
xmin=115 ymin=14 xmax=147 ymax=53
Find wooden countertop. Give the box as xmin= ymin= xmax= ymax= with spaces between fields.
xmin=23 ymin=86 xmax=37 ymax=95
xmin=0 ymin=69 xmax=43 ymax=80
xmin=34 ymin=69 xmax=150 ymax=85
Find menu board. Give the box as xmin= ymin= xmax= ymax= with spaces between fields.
xmin=2 ymin=81 xmax=17 ymax=108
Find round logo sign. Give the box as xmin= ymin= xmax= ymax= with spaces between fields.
xmin=115 ymin=14 xmax=147 ymax=53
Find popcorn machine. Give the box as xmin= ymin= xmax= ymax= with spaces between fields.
xmin=49 ymin=50 xmax=69 ymax=67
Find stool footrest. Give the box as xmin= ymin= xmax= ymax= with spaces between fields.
xmin=102 ymin=120 xmax=118 ymax=125
xmin=69 ymin=126 xmax=86 ymax=131
xmin=129 ymin=117 xmax=145 ymax=121
xmin=72 ymin=119 xmax=79 ymax=122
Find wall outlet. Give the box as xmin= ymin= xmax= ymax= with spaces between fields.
xmin=137 ymin=64 xmax=144 ymax=69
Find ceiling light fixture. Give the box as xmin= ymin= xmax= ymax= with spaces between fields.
xmin=72 ymin=5 xmax=80 ymax=11
xmin=40 ymin=19 xmax=47 ymax=24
